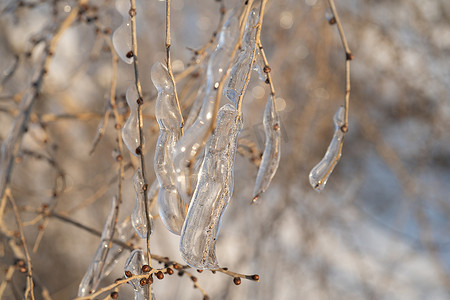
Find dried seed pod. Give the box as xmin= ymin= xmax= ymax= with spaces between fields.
xmin=309 ymin=106 xmax=345 ymax=191
xmin=252 ymin=95 xmax=281 ymax=202
xmin=180 ymin=104 xmax=242 ymax=269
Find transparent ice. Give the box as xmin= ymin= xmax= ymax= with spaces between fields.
xmin=152 ymin=62 xmax=186 ymax=235
xmin=131 ymin=168 xmax=152 ymax=238
xmin=180 ymin=104 xmax=242 ymax=269
xmin=78 ymin=196 xmax=119 ymax=296
xmin=113 ymin=0 xmax=133 ymax=64
xmin=122 ymin=85 xmax=141 ymax=155
xmin=309 ymin=106 xmax=345 ymax=191
xmin=224 ymin=9 xmax=259 ymax=105
xmin=253 ymin=95 xmax=281 ymax=201
xmin=172 ymin=11 xmax=239 ymax=205
xmin=124 ymin=249 xmax=149 ymax=300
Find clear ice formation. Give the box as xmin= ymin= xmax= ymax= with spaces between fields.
xmin=122 ymin=85 xmax=141 ymax=155
xmin=309 ymin=106 xmax=345 ymax=191
xmin=102 ymin=219 xmax=136 ymax=277
xmin=253 ymin=95 xmax=281 ymax=201
xmin=172 ymin=11 xmax=240 ymax=205
xmin=180 ymin=104 xmax=242 ymax=270
xmin=152 ymin=62 xmax=186 ymax=235
xmin=113 ymin=0 xmax=133 ymax=64
xmin=252 ymin=49 xmax=266 ymax=82
xmin=124 ymin=249 xmax=149 ymax=300
xmin=224 ymin=9 xmax=259 ymax=105
xmin=78 ymin=196 xmax=119 ymax=296
xmin=131 ymin=168 xmax=152 ymax=238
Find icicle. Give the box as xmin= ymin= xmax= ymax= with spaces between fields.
xmin=173 ymin=11 xmax=240 ymax=204
xmin=78 ymin=196 xmax=119 ymax=296
xmin=252 ymin=49 xmax=266 ymax=82
xmin=152 ymin=62 xmax=186 ymax=235
xmin=224 ymin=9 xmax=259 ymax=105
xmin=112 ymin=0 xmax=133 ymax=64
xmin=102 ymin=219 xmax=136 ymax=277
xmin=131 ymin=169 xmax=152 ymax=238
xmin=124 ymin=250 xmax=149 ymax=300
xmin=122 ymin=85 xmax=142 ymax=155
xmin=309 ymin=106 xmax=345 ymax=191
xmin=252 ymin=95 xmax=281 ymax=202
xmin=184 ymin=70 xmax=207 ymax=129
xmin=180 ymin=104 xmax=242 ymax=269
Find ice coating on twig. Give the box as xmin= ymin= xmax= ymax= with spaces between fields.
xmin=122 ymin=85 xmax=141 ymax=155
xmin=224 ymin=9 xmax=259 ymax=105
xmin=252 ymin=49 xmax=266 ymax=82
xmin=152 ymin=62 xmax=186 ymax=235
xmin=173 ymin=11 xmax=239 ymax=204
xmin=102 ymin=219 xmax=136 ymax=277
xmin=124 ymin=250 xmax=149 ymax=300
xmin=309 ymin=106 xmax=345 ymax=191
xmin=180 ymin=104 xmax=242 ymax=269
xmin=131 ymin=168 xmax=152 ymax=238
xmin=78 ymin=196 xmax=119 ymax=296
xmin=112 ymin=0 xmax=133 ymax=64
xmin=252 ymin=95 xmax=281 ymax=202
xmin=184 ymin=69 xmax=207 ymax=129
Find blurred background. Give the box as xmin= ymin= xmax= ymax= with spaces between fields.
xmin=1 ymin=0 xmax=450 ymax=299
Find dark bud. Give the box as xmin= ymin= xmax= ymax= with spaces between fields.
xmin=263 ymin=66 xmax=271 ymax=73
xmin=197 ymin=269 xmax=203 ymax=273
xmin=265 ymin=78 xmax=270 ymax=84
xmin=135 ymin=146 xmax=142 ymax=155
xmin=126 ymin=51 xmax=134 ymax=58
xmin=19 ymin=266 xmax=27 ymax=273
xmin=222 ymin=267 xmax=228 ymax=271
xmin=178 ymin=270 xmax=185 ymax=277
xmin=328 ymin=17 xmax=336 ymax=25
xmin=191 ymin=276 xmax=197 ymax=282
xmin=148 ymin=275 xmax=154 ymax=284
xmin=233 ymin=277 xmax=241 ymax=285
xmin=129 ymin=8 xmax=136 ymax=17
xmin=251 ymin=274 xmax=260 ymax=281
xmin=15 ymin=259 xmax=25 ymax=267
xmin=167 ymin=268 xmax=174 ymax=275
xmin=142 ymin=265 xmax=151 ymax=273
xmin=204 ymin=296 xmax=210 ymax=300
xmin=104 ymin=28 xmax=112 ymax=35
xmin=340 ymin=124 xmax=348 ymax=133
xmin=174 ymin=264 xmax=182 ymax=270
xmin=110 ymin=291 xmax=119 ymax=299
xmin=125 ymin=270 xmax=132 ymax=277
xmin=346 ymin=52 xmax=354 ymax=61
xmin=136 ymin=97 xmax=143 ymax=105
xmin=156 ymin=271 xmax=164 ymax=280
xmin=140 ymin=278 xmax=147 ymax=286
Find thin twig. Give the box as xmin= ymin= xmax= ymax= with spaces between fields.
xmin=327 ymin=0 xmax=352 ymax=131
xmin=6 ymin=189 xmax=35 ymax=300
xmin=129 ymin=0 xmax=152 ymax=266
xmin=165 ymin=0 xmax=184 ymax=133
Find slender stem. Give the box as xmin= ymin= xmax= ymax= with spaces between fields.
xmin=129 ymin=0 xmax=152 ymax=266
xmin=165 ymin=0 xmax=184 ymax=133
xmin=6 ymin=189 xmax=35 ymax=300
xmin=327 ymin=0 xmax=352 ymax=131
